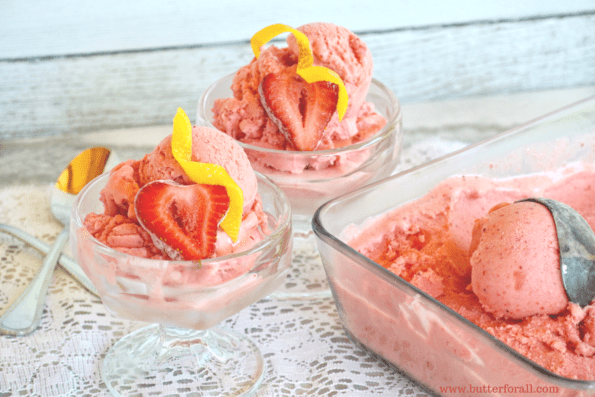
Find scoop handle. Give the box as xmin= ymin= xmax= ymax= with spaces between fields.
xmin=0 ymin=223 xmax=98 ymax=297
xmin=0 ymin=226 xmax=70 ymax=336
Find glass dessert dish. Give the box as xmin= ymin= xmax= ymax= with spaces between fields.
xmin=71 ymin=171 xmax=292 ymax=397
xmin=197 ymin=73 xmax=402 ymax=299
xmin=313 ymin=96 xmax=595 ymax=396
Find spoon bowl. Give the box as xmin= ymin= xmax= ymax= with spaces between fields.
xmin=520 ymin=197 xmax=595 ymax=307
xmin=0 ymin=147 xmax=116 ymax=336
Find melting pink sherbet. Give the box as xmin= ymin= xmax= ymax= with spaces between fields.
xmin=470 ymin=201 xmax=569 ymax=319
xmin=347 ymin=164 xmax=595 ymax=380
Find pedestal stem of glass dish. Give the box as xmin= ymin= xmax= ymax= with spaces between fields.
xmin=102 ymin=323 xmax=265 ymax=397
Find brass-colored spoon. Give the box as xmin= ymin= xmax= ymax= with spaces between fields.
xmin=0 ymin=147 xmax=115 ymax=336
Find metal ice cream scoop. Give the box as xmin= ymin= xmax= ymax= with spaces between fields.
xmin=519 ymin=197 xmax=595 ymax=307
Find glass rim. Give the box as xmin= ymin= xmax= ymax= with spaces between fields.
xmin=72 ymin=170 xmax=292 ymax=269
xmin=197 ymin=73 xmax=402 ymax=157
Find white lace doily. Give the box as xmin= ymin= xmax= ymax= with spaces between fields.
xmin=0 ymin=138 xmax=466 ymax=397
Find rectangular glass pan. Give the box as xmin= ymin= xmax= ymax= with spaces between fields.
xmin=314 ymin=96 xmax=595 ymax=396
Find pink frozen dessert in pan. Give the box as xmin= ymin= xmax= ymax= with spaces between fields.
xmin=469 ymin=200 xmax=570 ymax=320
xmin=314 ymin=99 xmax=595 ymax=396
xmin=197 ymin=22 xmax=402 ymax=299
xmin=347 ymin=167 xmax=595 ymax=380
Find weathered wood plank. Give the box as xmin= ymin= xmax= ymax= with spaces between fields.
xmin=4 ymin=86 xmax=594 ymax=185
xmin=369 ymin=15 xmax=595 ymax=101
xmin=1 ymin=14 xmax=594 ymax=140
xmin=2 ymin=0 xmax=594 ymax=59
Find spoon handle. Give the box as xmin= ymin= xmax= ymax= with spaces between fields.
xmin=0 ymin=223 xmax=98 ymax=297
xmin=0 ymin=226 xmax=70 ymax=336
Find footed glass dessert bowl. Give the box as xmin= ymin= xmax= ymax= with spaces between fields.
xmin=71 ymin=171 xmax=292 ymax=397
xmin=197 ymin=74 xmax=402 ymax=299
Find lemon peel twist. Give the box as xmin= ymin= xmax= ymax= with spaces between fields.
xmin=171 ymin=108 xmax=243 ymax=242
xmin=251 ymin=23 xmax=349 ymax=121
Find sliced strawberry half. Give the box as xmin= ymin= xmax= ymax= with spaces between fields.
xmin=259 ymin=72 xmax=339 ymax=151
xmin=134 ymin=180 xmax=230 ymax=261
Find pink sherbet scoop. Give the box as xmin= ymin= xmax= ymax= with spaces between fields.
xmin=90 ymin=125 xmax=264 ymax=261
xmin=469 ymin=201 xmax=569 ymax=319
xmin=102 ymin=125 xmax=258 ymax=219
xmin=287 ymin=22 xmax=373 ymax=120
xmin=211 ymin=22 xmax=385 ymax=158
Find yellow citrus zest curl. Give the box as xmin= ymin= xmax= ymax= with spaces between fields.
xmin=251 ymin=23 xmax=348 ymax=121
xmin=171 ymin=108 xmax=243 ymax=242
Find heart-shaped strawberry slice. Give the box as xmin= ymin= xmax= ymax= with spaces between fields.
xmin=259 ymin=72 xmax=339 ymax=151
xmin=135 ymin=181 xmax=230 ymax=261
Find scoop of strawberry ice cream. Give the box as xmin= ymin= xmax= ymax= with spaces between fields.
xmin=139 ymin=126 xmax=257 ymax=212
xmin=86 ymin=126 xmax=266 ymax=261
xmin=102 ymin=126 xmax=258 ymax=220
xmin=287 ymin=23 xmax=373 ymax=122
xmin=470 ymin=201 xmax=569 ymax=319
xmin=211 ymin=22 xmax=386 ymax=160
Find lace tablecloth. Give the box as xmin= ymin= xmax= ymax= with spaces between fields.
xmin=0 ymin=137 xmax=466 ymax=397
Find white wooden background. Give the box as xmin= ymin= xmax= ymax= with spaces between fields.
xmin=1 ymin=0 xmax=595 ymax=140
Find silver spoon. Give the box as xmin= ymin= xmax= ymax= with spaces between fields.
xmin=0 ymin=223 xmax=98 ymax=297
xmin=519 ymin=197 xmax=595 ymax=307
xmin=0 ymin=147 xmax=116 ymax=336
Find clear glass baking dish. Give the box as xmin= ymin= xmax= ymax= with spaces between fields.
xmin=313 ymin=96 xmax=595 ymax=396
